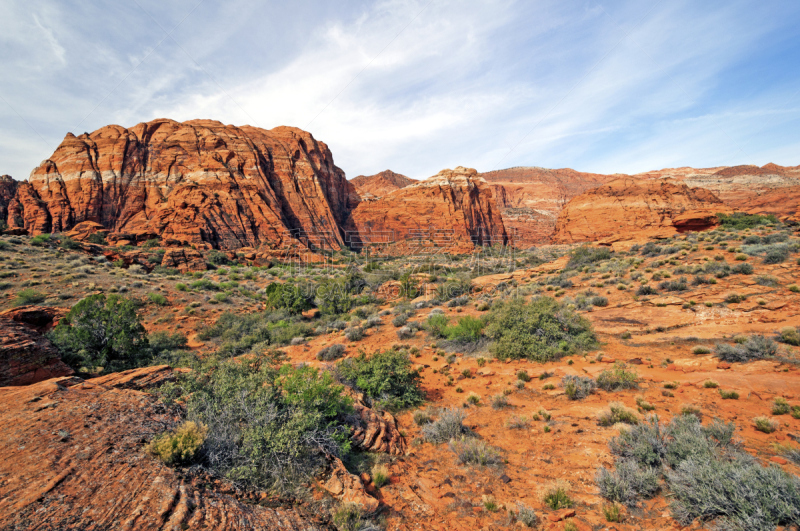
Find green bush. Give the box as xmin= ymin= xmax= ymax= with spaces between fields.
xmin=598 ymin=402 xmax=639 ymax=427
xmin=178 ymin=355 xmax=353 ymax=493
xmin=29 ymin=234 xmax=52 ymax=247
xmin=445 ymin=316 xmax=483 ymax=342
xmin=198 ymin=311 xmax=311 ymax=354
xmin=148 ymin=292 xmax=168 ymax=306
xmin=149 ymin=331 xmax=188 ymax=354
xmin=543 ymin=486 xmax=573 ymax=509
xmin=566 ymin=245 xmax=612 ymax=269
xmin=207 ymin=249 xmax=232 ymax=265
xmin=449 ymin=437 xmax=501 ymax=466
xmin=146 ymin=421 xmax=208 ymax=465
xmin=49 ymin=294 xmax=150 ymax=372
xmin=596 ymin=363 xmax=639 ymax=391
xmin=190 ymin=279 xmax=219 ymax=291
xmin=14 ymin=288 xmax=47 ymax=306
xmin=426 ymin=314 xmax=449 ymax=338
xmin=337 ymin=348 xmax=424 ymax=410
xmin=60 ymin=237 xmax=81 ymax=250
xmin=561 ymin=375 xmax=597 ymax=400
xmin=484 ymin=297 xmax=597 ymax=361
xmin=87 ymin=232 xmax=106 ymax=245
xmin=717 ymin=212 xmax=778 ymax=230
xmin=264 ymin=282 xmax=314 ymax=314
xmin=316 ymin=279 xmax=354 ymax=315
xmin=779 ymin=326 xmax=800 ymax=346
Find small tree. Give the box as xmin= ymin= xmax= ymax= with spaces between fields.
xmin=49 ymin=294 xmax=150 ymax=373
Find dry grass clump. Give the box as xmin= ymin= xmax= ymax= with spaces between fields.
xmin=145 ymin=421 xmax=208 ymax=465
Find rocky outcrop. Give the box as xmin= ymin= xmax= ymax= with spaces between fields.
xmin=0 ymin=309 xmax=72 ymax=386
xmin=638 ymin=163 xmax=800 ymax=215
xmin=351 ymin=169 xmax=416 ymax=198
xmin=0 ymin=175 xmax=18 ymax=227
xmin=9 ymin=119 xmax=360 ymax=251
xmin=351 ymin=402 xmax=407 ymax=455
xmin=479 ymin=166 xmax=620 ymax=245
xmin=350 ymin=167 xmax=507 ymax=252
xmin=64 ymin=220 xmax=109 ymax=242
xmin=0 ymin=373 xmax=327 ymax=530
xmin=160 ymin=247 xmax=208 ymax=273
xmin=552 ymin=178 xmax=732 ymax=243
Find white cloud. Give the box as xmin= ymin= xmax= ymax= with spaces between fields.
xmin=0 ymin=0 xmax=799 ymax=181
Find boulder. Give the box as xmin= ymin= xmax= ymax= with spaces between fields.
xmin=0 ymin=318 xmax=72 ymax=386
xmin=160 ymin=247 xmax=207 ymax=273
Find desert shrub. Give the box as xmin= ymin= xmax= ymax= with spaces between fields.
xmin=264 ymin=282 xmax=315 ymax=314
xmin=14 ymin=288 xmax=46 ymax=306
xmin=772 ymin=397 xmax=790 ymax=415
xmin=680 ymin=404 xmax=702 ymax=421
xmin=516 ymin=503 xmax=538 ymax=527
xmin=507 ymin=415 xmax=530 ymax=429
xmin=596 ymin=363 xmax=639 ymax=391
xmin=29 ymin=234 xmax=52 ymax=247
xmin=543 ymin=486 xmax=573 ymax=510
xmin=449 ymin=437 xmax=501 ymax=466
xmin=49 ymin=294 xmax=150 ymax=372
xmin=466 ymin=392 xmax=480 ymax=405
xmin=484 ymin=296 xmax=597 ymax=362
xmin=755 ymin=274 xmax=779 ymax=286
xmin=566 ymin=245 xmax=611 ymax=269
xmin=190 ymin=279 xmax=219 ymax=291
xmin=715 ymin=335 xmax=778 ymax=363
xmin=396 ymin=326 xmax=415 ymax=340
xmin=207 ymin=250 xmax=232 ymax=265
xmin=391 ymin=313 xmax=409 ymax=327
xmin=636 ymin=285 xmax=658 ymax=296
xmin=336 ymin=348 xmax=423 ymax=410
xmin=561 ymin=375 xmax=597 ymax=400
xmin=516 ymin=370 xmax=531 ymax=382
xmin=146 ymin=421 xmax=208 ymax=465
xmin=764 ymin=245 xmax=791 ymax=264
xmin=731 ymin=262 xmax=753 ymax=274
xmin=344 ymin=326 xmax=364 ymax=342
xmin=317 ymin=344 xmax=346 ymax=361
xmin=445 ymin=316 xmax=483 ymax=342
xmin=596 ymin=458 xmax=660 ymax=506
xmin=181 ymin=356 xmax=352 ymax=493
xmin=491 ymin=394 xmax=509 ymax=409
xmin=198 ymin=311 xmax=309 ymax=355
xmin=370 ymin=464 xmax=390 ymax=488
xmin=422 ymin=408 xmax=468 ymax=443
xmin=148 ymin=292 xmax=168 ymax=306
xmin=658 ymin=278 xmax=687 ymax=292
xmin=753 ymin=416 xmax=778 ymax=433
xmin=717 ymin=212 xmax=777 ymax=230
xmin=435 ymin=278 xmax=471 ymax=301
xmin=636 ymin=397 xmax=655 ymax=411
xmin=667 ymin=453 xmax=800 ymax=530
xmin=426 ymin=314 xmax=449 ymax=337
xmin=446 ymin=295 xmax=469 ymax=307
xmin=778 ymin=326 xmax=800 ymax=346
xmin=59 ymin=237 xmax=80 ymax=250
xmin=175 ymin=283 xmax=187 ymax=291
xmin=413 ymin=409 xmax=433 ymax=426
xmin=719 ymin=389 xmax=739 ymax=400
xmin=703 ymin=380 xmax=719 ymax=388
xmin=692 ymin=346 xmax=711 ymax=354
xmin=602 ymin=503 xmax=623 ymax=523
xmin=598 ymin=402 xmax=639 ymax=427
xmin=149 ymin=331 xmax=188 ymax=354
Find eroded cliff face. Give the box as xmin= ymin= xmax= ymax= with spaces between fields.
xmin=479 ymin=167 xmax=620 ymax=245
xmin=350 ymin=169 xmax=416 ymax=199
xmin=7 ymin=119 xmax=360 ymax=251
xmin=552 ymin=177 xmax=732 ymax=243
xmin=350 ymin=167 xmax=507 ymax=252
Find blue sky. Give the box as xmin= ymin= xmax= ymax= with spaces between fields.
xmin=1 ymin=0 xmax=799 ymax=180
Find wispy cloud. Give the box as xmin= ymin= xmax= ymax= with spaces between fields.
xmin=0 ymin=0 xmax=799 ymax=180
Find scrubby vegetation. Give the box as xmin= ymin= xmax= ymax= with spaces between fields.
xmin=715 ymin=335 xmax=778 ymax=362
xmin=50 ymin=294 xmax=151 ymax=373
xmin=483 ymin=297 xmax=597 ymax=361
xmin=336 ymin=347 xmax=424 ymax=410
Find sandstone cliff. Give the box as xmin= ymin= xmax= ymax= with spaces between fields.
xmin=350 ymin=167 xmax=507 ymax=252
xmin=552 ymin=177 xmax=732 ymax=243
xmin=350 ymin=169 xmax=416 ymax=198
xmin=6 ymin=119 xmax=360 ymax=251
xmin=479 ymin=166 xmax=620 ymax=245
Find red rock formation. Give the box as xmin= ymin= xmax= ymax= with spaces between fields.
xmin=637 ymin=163 xmax=800 ymax=215
xmin=350 ymin=169 xmax=416 ymax=198
xmin=160 ymin=247 xmax=208 ymax=273
xmin=479 ymin=167 xmax=620 ymax=245
xmin=350 ymin=167 xmax=507 ymax=252
xmin=11 ymin=119 xmax=360 ymax=251
xmin=64 ymin=220 xmax=109 ymax=242
xmin=552 ymin=178 xmax=732 ymax=243
xmin=0 ymin=175 xmax=18 ymax=227
xmin=0 ymin=372 xmax=327 ymax=530
xmin=0 ymin=310 xmax=73 ymax=386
